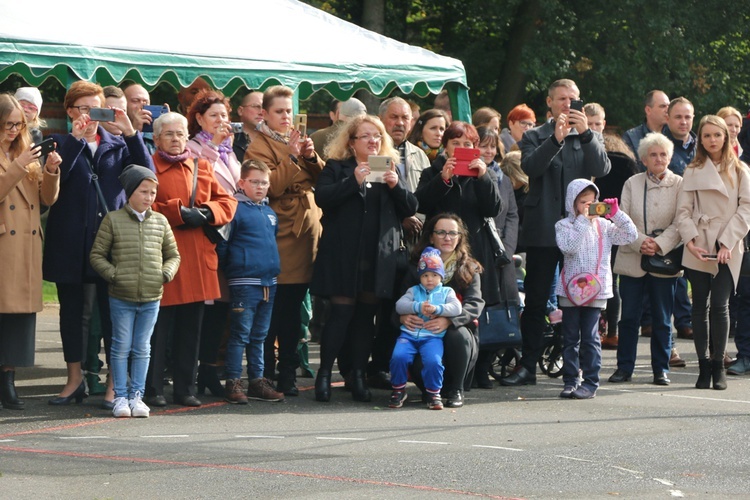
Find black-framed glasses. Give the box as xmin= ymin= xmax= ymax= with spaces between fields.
xmin=433 ymin=230 xmax=460 ymax=239
xmin=4 ymin=121 xmax=26 ymax=131
xmin=70 ymin=105 xmax=92 ymax=114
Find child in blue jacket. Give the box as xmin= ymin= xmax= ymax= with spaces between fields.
xmin=217 ymin=160 xmax=283 ymax=404
xmin=390 ymin=247 xmax=462 ymax=410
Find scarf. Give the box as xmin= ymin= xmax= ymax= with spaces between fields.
xmin=157 ymin=149 xmax=191 ymax=164
xmin=442 ymin=252 xmax=457 ymax=284
xmin=196 ymin=130 xmax=232 ymax=166
xmin=257 ymin=121 xmax=289 ymax=145
xmin=420 ymin=141 xmax=443 ymax=162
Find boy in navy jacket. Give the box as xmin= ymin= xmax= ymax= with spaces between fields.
xmin=217 ymin=160 xmax=283 ymax=404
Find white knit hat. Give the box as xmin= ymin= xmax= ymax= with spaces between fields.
xmin=14 ymin=87 xmax=43 ymax=112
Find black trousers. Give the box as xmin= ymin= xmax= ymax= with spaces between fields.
xmin=146 ymin=302 xmax=204 ymax=398
xmin=264 ymin=284 xmax=308 ymax=386
xmin=520 ymin=246 xmax=564 ymax=372
xmin=57 ymin=280 xmax=112 ymax=367
xmin=199 ymin=301 xmax=230 ymax=365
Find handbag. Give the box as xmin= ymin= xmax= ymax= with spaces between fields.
xmin=639 ymin=178 xmax=683 ymax=275
xmin=741 ymin=233 xmax=750 ymax=277
xmin=191 ymin=159 xmax=231 ymax=244
xmin=484 ymin=217 xmax=512 ymax=268
xmin=477 ymin=301 xmax=521 ymax=349
xmin=561 ymin=219 xmax=603 ymax=307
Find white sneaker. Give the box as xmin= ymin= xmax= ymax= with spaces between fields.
xmin=129 ymin=391 xmax=150 ymax=418
xmin=112 ymin=397 xmax=131 ymax=418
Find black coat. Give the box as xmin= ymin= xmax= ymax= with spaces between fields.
xmin=415 ymin=155 xmax=502 ymax=305
xmin=493 ymin=173 xmax=520 ymax=305
xmin=311 ymin=157 xmax=418 ymax=299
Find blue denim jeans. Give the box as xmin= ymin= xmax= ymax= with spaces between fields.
xmin=390 ymin=333 xmax=444 ymax=393
xmin=226 ymin=285 xmax=276 ymax=380
xmin=561 ymin=306 xmax=601 ymax=390
xmin=618 ymin=275 xmax=676 ymax=376
xmin=109 ymin=297 xmax=160 ymax=399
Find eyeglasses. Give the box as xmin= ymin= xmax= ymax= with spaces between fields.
xmin=353 ymin=134 xmax=382 ymax=142
xmin=241 ymin=104 xmax=262 ymax=110
xmin=4 ymin=121 xmax=26 ymax=131
xmin=519 ymin=121 xmax=535 ymax=128
xmin=433 ymin=230 xmax=460 ymax=239
xmin=161 ymin=131 xmax=187 ymax=139
xmin=70 ymin=105 xmax=92 ymax=114
xmin=244 ymin=180 xmax=270 ymax=187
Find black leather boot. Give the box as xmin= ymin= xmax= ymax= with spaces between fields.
xmin=711 ymin=359 xmax=727 ymax=390
xmin=196 ymin=364 xmax=224 ymax=396
xmin=351 ymin=369 xmax=372 ymax=402
xmin=0 ymin=369 xmax=25 ymax=410
xmin=315 ymin=369 xmax=331 ymax=402
xmin=695 ymin=359 xmax=711 ymax=389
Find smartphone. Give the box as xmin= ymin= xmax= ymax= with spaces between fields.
xmin=142 ymin=105 xmax=169 ymax=133
xmin=701 ymin=254 xmax=718 ymax=261
xmin=293 ymin=114 xmax=307 ymax=141
xmin=588 ymin=202 xmax=612 ymax=216
xmin=36 ymin=137 xmax=56 ymax=156
xmin=570 ymin=99 xmax=584 ymax=112
xmin=453 ymin=147 xmax=481 ymax=177
xmin=230 ymin=122 xmax=244 ymax=134
xmin=368 ymin=155 xmax=393 ymax=183
xmin=89 ymin=107 xmax=116 ymax=122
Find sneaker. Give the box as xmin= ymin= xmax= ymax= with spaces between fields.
xmin=559 ymin=385 xmax=577 ymax=398
xmin=225 ymin=378 xmax=248 ymax=404
xmin=426 ymin=392 xmax=443 ymax=410
xmin=247 ymin=377 xmax=284 ymax=402
xmin=388 ymin=390 xmax=407 ymax=408
xmin=727 ymin=356 xmax=750 ymax=375
xmin=548 ymin=309 xmax=563 ymax=324
xmin=129 ymin=392 xmax=150 ymax=418
xmin=669 ymin=347 xmax=686 ymax=368
xmin=112 ymin=397 xmax=131 ymax=418
xmin=571 ymin=386 xmax=596 ymax=400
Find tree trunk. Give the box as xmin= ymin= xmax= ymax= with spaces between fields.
xmin=358 ymin=0 xmax=386 ymax=111
xmin=494 ymin=0 xmax=541 ymax=117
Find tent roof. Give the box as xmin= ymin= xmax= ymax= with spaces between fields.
xmin=0 ymin=0 xmax=468 ymax=100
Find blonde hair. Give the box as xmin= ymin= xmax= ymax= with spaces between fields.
xmin=325 ymin=115 xmax=399 ymax=164
xmin=0 ymin=94 xmax=40 ymax=180
xmin=690 ymin=115 xmax=742 ymax=187
xmin=499 ymin=151 xmax=528 ymax=193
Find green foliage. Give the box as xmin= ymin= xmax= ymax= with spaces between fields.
xmin=301 ymin=0 xmax=750 ymax=130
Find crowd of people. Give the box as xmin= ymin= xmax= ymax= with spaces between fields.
xmin=1 ymin=76 xmax=749 ymax=416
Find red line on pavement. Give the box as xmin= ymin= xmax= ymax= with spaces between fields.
xmin=0 ymin=445 xmax=521 ymax=499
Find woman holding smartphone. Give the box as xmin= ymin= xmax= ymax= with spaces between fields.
xmin=0 ymin=95 xmax=61 ymax=409
xmin=676 ymin=115 xmax=750 ymax=390
xmin=311 ymin=115 xmax=417 ymax=402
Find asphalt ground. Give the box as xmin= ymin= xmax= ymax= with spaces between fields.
xmin=1 ymin=306 xmax=749 ymax=499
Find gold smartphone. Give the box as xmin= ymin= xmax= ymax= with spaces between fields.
xmin=368 ymin=155 xmax=392 ymax=183
xmin=294 ymin=114 xmax=307 ymax=141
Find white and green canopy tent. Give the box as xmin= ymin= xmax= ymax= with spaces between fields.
xmin=0 ymin=0 xmax=471 ymax=120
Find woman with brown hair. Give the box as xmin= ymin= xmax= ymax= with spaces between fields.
xmin=0 ymin=94 xmax=61 ymax=409
xmin=245 ymin=85 xmax=325 ymax=396
xmin=676 ymin=115 xmax=750 ymax=390
xmin=408 ymin=109 xmax=449 ymax=162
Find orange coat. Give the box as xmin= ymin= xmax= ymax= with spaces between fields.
xmin=0 ymin=157 xmax=59 ymax=313
xmin=246 ymin=134 xmax=324 ymax=284
xmin=151 ymin=153 xmax=237 ymax=307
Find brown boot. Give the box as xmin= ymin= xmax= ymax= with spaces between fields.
xmin=669 ymin=347 xmax=686 ymax=368
xmin=247 ymin=377 xmax=284 ymax=402
xmin=601 ymin=335 xmax=619 ymax=350
xmin=224 ymin=379 xmax=248 ymax=404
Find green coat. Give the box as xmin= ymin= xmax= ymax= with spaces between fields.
xmin=90 ymin=205 xmax=180 ymax=302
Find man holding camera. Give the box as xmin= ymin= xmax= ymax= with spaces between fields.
xmin=123 ymin=84 xmax=156 ymax=154
xmin=502 ymin=79 xmax=610 ymax=386
xmin=233 ymin=91 xmax=264 ymax=161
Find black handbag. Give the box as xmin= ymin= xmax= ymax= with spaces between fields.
xmin=484 ymin=217 xmax=512 ymax=268
xmin=741 ymin=233 xmax=750 ymax=277
xmin=640 ymin=178 xmax=683 ymax=275
xmin=477 ymin=302 xmax=521 ymax=349
xmin=191 ymin=159 xmax=231 ymax=244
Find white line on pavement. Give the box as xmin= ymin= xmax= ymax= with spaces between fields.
xmin=140 ymin=435 xmax=189 ymax=438
xmin=398 ymin=440 xmax=449 ymax=445
xmin=610 ymin=466 xmax=642 ymax=475
xmin=58 ymin=436 xmax=108 ymax=440
xmin=472 ymin=445 xmax=523 ymax=452
xmin=0 ymin=439 xmax=16 ymax=442
xmin=235 ymin=435 xmax=285 ymax=439
xmin=315 ymin=437 xmax=366 ymax=441
xmin=556 ymin=455 xmax=593 ymax=462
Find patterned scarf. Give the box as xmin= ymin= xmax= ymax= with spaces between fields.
xmin=196 ymin=130 xmax=232 ymax=166
xmin=420 ymin=141 xmax=443 ymax=162
xmin=442 ymin=251 xmax=457 ymax=284
xmin=257 ymin=121 xmax=289 ymax=145
xmin=157 ymin=149 xmax=191 ymax=164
